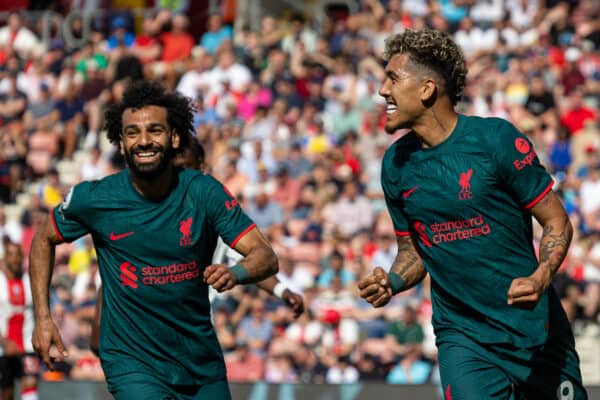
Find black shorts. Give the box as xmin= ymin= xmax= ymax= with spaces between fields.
xmin=0 ymin=354 xmax=40 ymax=388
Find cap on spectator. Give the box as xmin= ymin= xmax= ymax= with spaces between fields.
xmin=322 ymin=309 xmax=341 ymax=325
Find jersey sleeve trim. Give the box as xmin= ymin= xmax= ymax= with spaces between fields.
xmin=525 ymin=180 xmax=554 ymax=209
xmin=395 ymin=230 xmax=410 ymax=236
xmin=50 ymin=210 xmax=64 ymax=242
xmin=229 ymin=223 xmax=257 ymax=248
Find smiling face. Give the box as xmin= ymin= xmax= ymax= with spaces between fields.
xmin=379 ymin=53 xmax=432 ymax=133
xmin=120 ymin=105 xmax=180 ymax=178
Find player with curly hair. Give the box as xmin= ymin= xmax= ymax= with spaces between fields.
xmin=29 ymin=81 xmax=279 ymax=399
xmin=359 ymin=29 xmax=587 ymax=399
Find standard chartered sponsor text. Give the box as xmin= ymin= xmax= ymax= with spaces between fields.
xmin=430 ymin=214 xmax=491 ymax=244
xmin=141 ymin=260 xmax=199 ymax=285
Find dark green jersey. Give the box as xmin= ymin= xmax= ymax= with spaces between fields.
xmin=381 ymin=114 xmax=566 ymax=348
xmin=51 ymin=168 xmax=255 ymax=387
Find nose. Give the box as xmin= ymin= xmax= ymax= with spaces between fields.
xmin=137 ymin=130 xmax=152 ymax=147
xmin=378 ymin=79 xmax=390 ymax=98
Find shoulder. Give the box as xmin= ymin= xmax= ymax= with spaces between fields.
xmin=182 ymin=169 xmax=229 ymax=198
xmin=65 ymin=171 xmax=127 ymax=204
xmin=459 ymin=115 xmax=519 ymax=147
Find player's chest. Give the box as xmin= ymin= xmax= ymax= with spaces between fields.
xmin=94 ymin=205 xmax=209 ymax=254
xmin=398 ymin=151 xmax=498 ymax=218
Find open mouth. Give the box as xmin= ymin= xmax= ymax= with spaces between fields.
xmin=386 ymin=103 xmax=398 ymax=116
xmin=134 ymin=151 xmax=160 ymax=163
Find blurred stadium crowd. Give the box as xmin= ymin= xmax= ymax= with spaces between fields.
xmin=1 ymin=0 xmax=600 ymax=387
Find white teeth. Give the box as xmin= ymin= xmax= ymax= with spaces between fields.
xmin=386 ymin=105 xmax=397 ymax=115
xmin=137 ymin=152 xmax=156 ymax=157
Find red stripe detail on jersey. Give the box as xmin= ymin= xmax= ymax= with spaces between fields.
xmin=7 ymin=279 xmax=25 ymax=352
xmin=230 ymin=223 xmax=257 ymax=248
xmin=445 ymin=384 xmax=452 ymax=400
xmin=50 ymin=210 xmax=64 ymax=242
xmin=395 ymin=230 xmax=410 ymax=236
xmin=525 ymin=180 xmax=554 ymax=209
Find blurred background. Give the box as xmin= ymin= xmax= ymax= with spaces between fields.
xmin=0 ymin=0 xmax=599 ymax=399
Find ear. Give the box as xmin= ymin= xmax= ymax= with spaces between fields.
xmin=119 ymin=142 xmax=125 ymax=156
xmin=171 ymin=129 xmax=181 ymax=150
xmin=420 ymin=79 xmax=437 ymax=103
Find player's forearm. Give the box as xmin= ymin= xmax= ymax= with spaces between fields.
xmin=534 ymin=216 xmax=572 ymax=290
xmin=389 ymin=236 xmax=427 ymax=292
xmin=256 ymin=276 xmax=277 ymax=294
xmin=29 ymin=227 xmax=58 ymax=319
xmin=235 ymin=245 xmax=279 ymax=284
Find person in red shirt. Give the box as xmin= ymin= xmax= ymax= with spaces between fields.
xmin=0 ymin=242 xmax=39 ymax=400
xmin=560 ymin=89 xmax=597 ymax=135
xmin=152 ymin=14 xmax=195 ymax=89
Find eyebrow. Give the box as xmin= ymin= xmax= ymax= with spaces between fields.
xmin=385 ymin=70 xmax=400 ymax=79
xmin=123 ymin=123 xmax=169 ymax=131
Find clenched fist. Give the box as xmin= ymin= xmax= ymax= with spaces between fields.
xmin=358 ymin=267 xmax=393 ymax=308
xmin=203 ymin=264 xmax=238 ymax=292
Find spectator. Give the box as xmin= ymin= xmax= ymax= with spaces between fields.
xmin=225 ymin=340 xmax=265 ymax=382
xmin=200 ymin=14 xmax=233 ymax=55
xmin=154 ymin=13 xmax=195 ymax=88
xmin=322 ymin=180 xmax=374 ymax=238
xmin=325 ymin=355 xmax=359 ymax=384
xmin=317 ymin=250 xmax=356 ymax=289
xmin=0 ymin=11 xmax=40 ymax=60
xmin=236 ymin=299 xmax=274 ymax=356
xmin=0 ymin=74 xmax=27 ymax=125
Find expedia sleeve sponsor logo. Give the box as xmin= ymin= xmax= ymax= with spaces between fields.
xmin=513 ymin=137 xmax=537 ymax=170
xmin=513 ymin=150 xmax=537 ymax=170
xmin=414 ymin=215 xmax=492 ymax=247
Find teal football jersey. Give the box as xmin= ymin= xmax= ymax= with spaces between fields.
xmin=51 ymin=168 xmax=255 ymax=387
xmin=381 ymin=114 xmax=567 ymax=348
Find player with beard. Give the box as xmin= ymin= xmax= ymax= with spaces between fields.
xmin=88 ymin=139 xmax=304 ymax=355
xmin=358 ymin=30 xmax=586 ymax=399
xmin=29 ymin=81 xmax=279 ymax=399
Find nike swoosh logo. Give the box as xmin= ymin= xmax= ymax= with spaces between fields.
xmin=402 ymin=186 xmax=419 ymax=199
xmin=109 ymin=231 xmax=134 ymax=241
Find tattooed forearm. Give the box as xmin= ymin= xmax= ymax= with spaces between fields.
xmin=539 ymin=222 xmax=572 ymax=275
xmin=530 ymin=190 xmax=574 ymax=288
xmin=390 ymin=236 xmax=427 ymax=290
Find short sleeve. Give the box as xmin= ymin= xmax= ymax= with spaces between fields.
xmin=381 ymin=160 xmax=410 ymax=236
xmin=493 ymin=120 xmax=554 ymax=209
xmin=203 ymin=176 xmax=255 ymax=247
xmin=52 ymin=182 xmax=92 ymax=242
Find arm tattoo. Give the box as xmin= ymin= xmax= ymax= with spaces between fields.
xmin=539 ymin=224 xmax=569 ymax=272
xmin=390 ymin=236 xmax=426 ymax=289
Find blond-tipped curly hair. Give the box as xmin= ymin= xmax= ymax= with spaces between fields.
xmin=383 ymin=29 xmax=467 ymax=105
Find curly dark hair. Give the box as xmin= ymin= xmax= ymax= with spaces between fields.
xmin=383 ymin=29 xmax=467 ymax=105
xmin=104 ymin=81 xmax=194 ymax=152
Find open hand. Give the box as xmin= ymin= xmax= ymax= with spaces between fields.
xmin=32 ymin=317 xmax=68 ymax=370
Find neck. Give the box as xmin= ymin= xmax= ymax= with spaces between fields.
xmin=130 ymin=165 xmax=176 ymax=201
xmin=412 ymin=104 xmax=458 ymax=148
